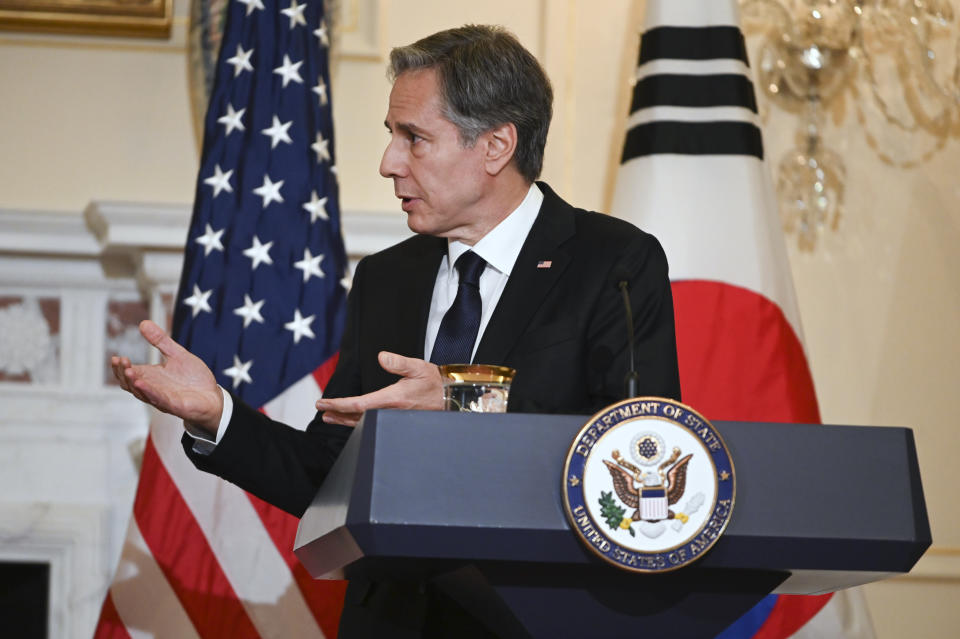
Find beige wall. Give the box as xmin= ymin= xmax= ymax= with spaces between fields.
xmin=0 ymin=1 xmax=198 ymax=211
xmin=1 ymin=0 xmax=957 ymax=636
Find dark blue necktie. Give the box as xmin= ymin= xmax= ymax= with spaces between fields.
xmin=430 ymin=251 xmax=486 ymax=365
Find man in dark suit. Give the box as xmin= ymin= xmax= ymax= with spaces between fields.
xmin=113 ymin=24 xmax=680 ymax=638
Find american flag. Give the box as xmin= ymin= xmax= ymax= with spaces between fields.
xmin=95 ymin=0 xmax=348 ymax=636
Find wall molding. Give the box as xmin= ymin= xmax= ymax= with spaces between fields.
xmin=336 ymin=0 xmax=383 ymax=61
xmin=1 ymin=203 xmax=410 ymax=295
xmin=899 ymin=547 xmax=960 ymax=582
xmin=0 ymin=209 xmax=100 ymax=256
xmin=82 ymin=200 xmax=410 ymax=259
xmin=84 ymin=201 xmax=192 ymax=253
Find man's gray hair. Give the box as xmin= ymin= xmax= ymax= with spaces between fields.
xmin=388 ymin=25 xmax=553 ymax=183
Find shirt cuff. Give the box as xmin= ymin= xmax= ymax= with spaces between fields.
xmin=183 ymin=386 xmax=234 ymax=455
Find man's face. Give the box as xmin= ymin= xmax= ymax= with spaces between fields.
xmin=380 ymin=69 xmax=488 ymax=241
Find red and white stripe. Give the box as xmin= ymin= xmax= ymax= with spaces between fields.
xmin=641 ymin=495 xmax=669 ymax=521
xmin=611 ymin=1 xmax=874 ymax=637
xmin=96 ymin=362 xmax=345 ymax=639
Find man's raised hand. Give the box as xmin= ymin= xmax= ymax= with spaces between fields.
xmin=315 ymin=351 xmax=443 ymax=427
xmin=110 ymin=320 xmax=223 ymax=436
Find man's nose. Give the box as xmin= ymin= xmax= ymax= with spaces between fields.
xmin=379 ymin=138 xmax=405 ymax=178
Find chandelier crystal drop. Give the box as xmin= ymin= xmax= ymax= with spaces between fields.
xmin=741 ymin=0 xmax=960 ymax=250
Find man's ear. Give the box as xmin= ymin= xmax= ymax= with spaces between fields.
xmin=482 ymin=122 xmax=518 ymax=176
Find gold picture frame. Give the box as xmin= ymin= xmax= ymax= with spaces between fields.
xmin=0 ymin=0 xmax=172 ymax=38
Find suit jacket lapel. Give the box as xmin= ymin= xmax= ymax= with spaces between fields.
xmin=474 ymin=184 xmax=575 ymax=364
xmin=392 ymin=235 xmax=446 ymax=359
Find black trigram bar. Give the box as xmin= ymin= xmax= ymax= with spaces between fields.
xmin=638 ymin=26 xmax=749 ymax=64
xmin=621 ymin=121 xmax=764 ymax=161
xmin=630 ymin=74 xmax=758 ymax=114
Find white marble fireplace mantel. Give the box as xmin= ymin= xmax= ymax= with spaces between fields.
xmin=0 ymin=202 xmax=408 ymax=638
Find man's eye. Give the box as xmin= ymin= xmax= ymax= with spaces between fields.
xmin=409 ymin=133 xmax=422 ymax=143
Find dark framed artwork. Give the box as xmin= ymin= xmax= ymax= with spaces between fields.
xmin=0 ymin=0 xmax=172 ymax=38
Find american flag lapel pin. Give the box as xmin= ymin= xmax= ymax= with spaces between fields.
xmin=537 ymin=260 xmax=552 ymax=269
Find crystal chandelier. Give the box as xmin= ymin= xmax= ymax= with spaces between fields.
xmin=740 ymin=0 xmax=960 ymax=250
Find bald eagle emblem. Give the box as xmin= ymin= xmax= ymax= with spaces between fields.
xmin=563 ymin=398 xmax=735 ymax=572
xmin=604 ymin=445 xmax=690 ymax=518
xmin=597 ymin=432 xmax=705 ymax=538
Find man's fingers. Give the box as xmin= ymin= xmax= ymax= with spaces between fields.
xmin=123 ymin=366 xmax=144 ymax=398
xmin=118 ymin=367 xmax=134 ymax=393
xmin=377 ymin=351 xmax=436 ymax=378
xmin=128 ymin=377 xmax=153 ymax=405
xmin=318 ymin=381 xmax=408 ymax=413
xmin=113 ymin=362 xmax=149 ymax=404
xmin=314 ymin=354 xmax=442 ymax=420
xmin=317 ymin=389 xmax=387 ymax=415
xmin=113 ymin=360 xmax=160 ymax=407
xmin=110 ymin=356 xmax=126 ymax=386
xmin=139 ymin=320 xmax=188 ymax=360
xmin=113 ymin=358 xmax=136 ymax=393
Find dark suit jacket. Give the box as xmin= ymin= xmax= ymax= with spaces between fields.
xmin=183 ymin=182 xmax=681 ymax=636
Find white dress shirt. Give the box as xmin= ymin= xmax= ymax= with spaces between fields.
xmin=424 ymin=183 xmax=543 ymax=361
xmin=188 ymin=183 xmax=544 ymax=451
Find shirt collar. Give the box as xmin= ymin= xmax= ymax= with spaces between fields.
xmin=447 ymin=183 xmax=543 ymax=276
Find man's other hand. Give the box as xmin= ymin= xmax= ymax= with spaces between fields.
xmin=110 ymin=320 xmax=223 ymax=436
xmin=315 ymin=351 xmax=443 ymax=427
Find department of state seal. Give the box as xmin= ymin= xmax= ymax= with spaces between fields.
xmin=562 ymin=397 xmax=735 ymax=573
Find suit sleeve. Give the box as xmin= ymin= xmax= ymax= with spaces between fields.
xmin=182 ymin=400 xmax=352 ymax=516
xmin=627 ymin=234 xmax=682 ymax=400
xmin=584 ymin=232 xmax=681 ymax=409
xmin=319 ymin=255 xmax=367 ymax=400
xmin=180 ymin=257 xmax=370 ymax=517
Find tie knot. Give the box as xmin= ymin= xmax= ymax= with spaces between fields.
xmin=455 ymin=251 xmax=486 ymax=287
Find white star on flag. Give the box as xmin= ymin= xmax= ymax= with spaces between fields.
xmin=236 ymin=0 xmax=264 ymax=16
xmin=302 ymin=191 xmax=329 ymax=223
xmin=281 ymin=0 xmax=307 ymax=28
xmin=242 ymin=235 xmax=274 ymax=270
xmin=311 ymin=132 xmax=330 ymax=162
xmin=312 ymin=76 xmax=328 ymax=106
xmin=233 ymin=294 xmax=266 ymax=328
xmin=183 ymin=284 xmax=213 ymax=318
xmin=223 ymin=355 xmax=254 ymax=389
xmin=313 ymin=20 xmax=329 ymax=47
xmin=203 ymin=164 xmax=234 ymax=198
xmin=294 ymin=248 xmax=325 ymax=282
xmin=217 ymin=104 xmax=246 ymax=136
xmin=195 ymin=223 xmax=225 ymax=256
xmin=226 ymin=44 xmax=254 ymax=77
xmin=284 ymin=308 xmax=316 ymax=344
xmin=262 ymin=115 xmax=293 ymax=149
xmin=253 ymin=174 xmax=284 ymax=208
xmin=273 ymin=54 xmax=304 ymax=88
